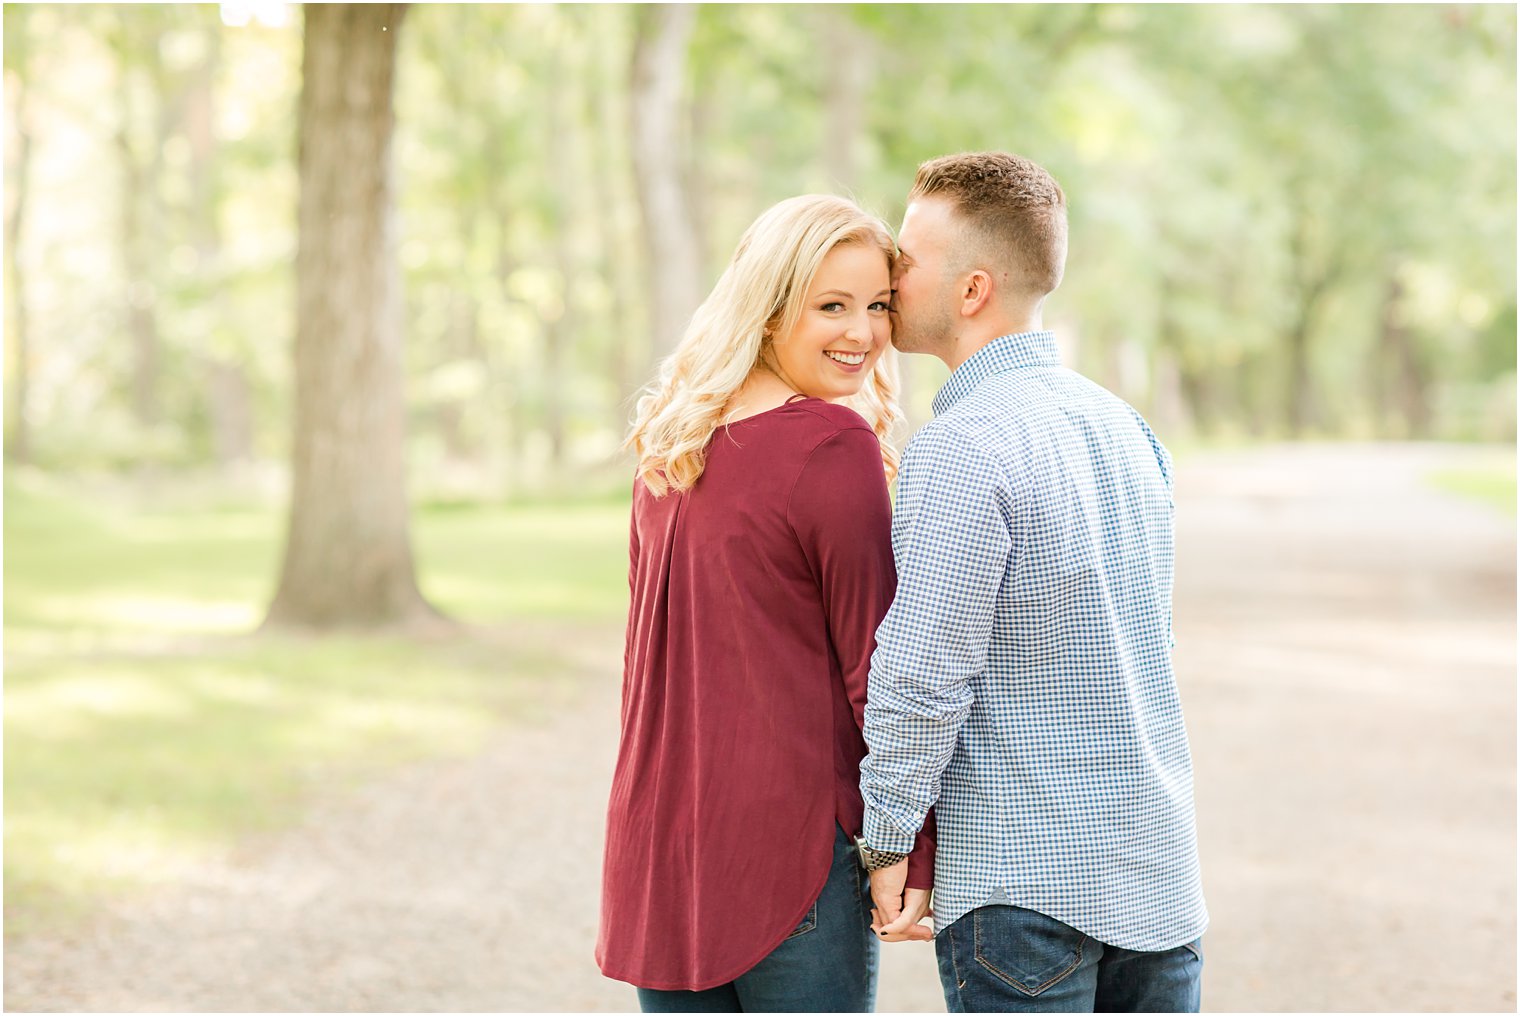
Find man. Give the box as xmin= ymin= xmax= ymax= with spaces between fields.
xmin=855 ymin=152 xmax=1208 ymax=1012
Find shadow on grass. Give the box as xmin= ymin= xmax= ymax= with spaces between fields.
xmin=4 ymin=474 xmax=632 ymax=937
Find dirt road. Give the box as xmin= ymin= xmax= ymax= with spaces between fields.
xmin=5 ymin=443 xmax=1514 ymax=1012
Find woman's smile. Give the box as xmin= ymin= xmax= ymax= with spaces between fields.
xmin=824 ymin=349 xmax=868 ymax=369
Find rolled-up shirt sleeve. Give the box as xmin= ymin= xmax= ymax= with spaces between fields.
xmin=860 ymin=423 xmax=1015 ymax=854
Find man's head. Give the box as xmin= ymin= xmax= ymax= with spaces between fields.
xmin=891 ymin=152 xmax=1067 ymax=364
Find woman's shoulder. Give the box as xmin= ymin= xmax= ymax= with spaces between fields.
xmin=710 ymin=398 xmax=880 ymax=485
xmin=784 ymin=398 xmax=874 ymax=438
xmin=723 ymin=397 xmax=873 ymax=446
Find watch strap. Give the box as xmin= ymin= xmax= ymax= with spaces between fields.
xmin=855 ymin=835 xmax=909 ymax=872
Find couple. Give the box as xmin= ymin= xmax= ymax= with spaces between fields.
xmin=597 ymin=152 xmax=1208 ymax=1013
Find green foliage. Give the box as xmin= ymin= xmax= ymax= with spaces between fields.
xmin=3 ymin=474 xmax=630 ymax=931
xmin=4 ymin=5 xmax=1515 ymax=478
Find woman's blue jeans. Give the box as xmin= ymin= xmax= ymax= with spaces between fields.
xmin=636 ymin=824 xmax=879 ymax=1013
xmin=936 ymin=905 xmax=1202 ymax=1013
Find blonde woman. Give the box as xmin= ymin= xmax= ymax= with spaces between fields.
xmin=597 ymin=195 xmax=934 ymax=1012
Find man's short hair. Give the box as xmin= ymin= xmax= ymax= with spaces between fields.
xmin=909 ymin=151 xmax=1068 ymax=297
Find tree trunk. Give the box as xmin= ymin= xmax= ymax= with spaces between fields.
xmin=185 ymin=24 xmax=254 ymax=465
xmin=1156 ymin=273 xmax=1214 ymax=437
xmin=488 ymin=191 xmax=526 ymax=488
xmin=114 ymin=25 xmax=163 ymax=428
xmin=822 ymin=7 xmax=868 ymax=194
xmin=1375 ymin=272 xmax=1432 ymax=438
xmin=1281 ymin=183 xmax=1345 ymax=439
xmin=585 ymin=6 xmax=642 ymax=434
xmin=1234 ymin=349 xmax=1269 ymax=439
xmin=629 ymin=4 xmax=702 ymax=363
xmin=684 ymin=50 xmax=715 ymax=277
xmin=265 ymin=3 xmax=436 ymax=629
xmin=1284 ymin=314 xmax=1314 ymax=438
xmin=4 ymin=55 xmax=32 ymax=463
xmin=1282 ymin=265 xmax=1336 ymax=438
xmin=542 ymin=31 xmax=575 ymax=470
xmin=435 ymin=280 xmax=482 ymax=463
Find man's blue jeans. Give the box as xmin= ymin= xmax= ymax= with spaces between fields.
xmin=636 ymin=824 xmax=879 ymax=1012
xmin=936 ymin=905 xmax=1202 ymax=1013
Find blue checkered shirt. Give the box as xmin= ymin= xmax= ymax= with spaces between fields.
xmin=860 ymin=330 xmax=1208 ymax=951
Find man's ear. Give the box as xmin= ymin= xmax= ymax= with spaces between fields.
xmin=959 ymin=270 xmax=995 ymax=318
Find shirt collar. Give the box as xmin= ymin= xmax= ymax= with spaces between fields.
xmin=932 ymin=330 xmax=1061 ymax=416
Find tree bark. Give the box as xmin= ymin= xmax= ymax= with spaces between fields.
xmin=822 ymin=7 xmax=868 ymax=194
xmin=4 ymin=53 xmax=32 ymax=463
xmin=629 ymin=4 xmax=702 ymax=363
xmin=542 ymin=29 xmax=575 ymax=470
xmin=584 ymin=6 xmax=643 ymax=433
xmin=1156 ymin=272 xmax=1215 ymax=437
xmin=185 ymin=24 xmax=254 ymax=465
xmin=487 ymin=190 xmax=526 ymax=487
xmin=1282 ymin=267 xmax=1337 ymax=438
xmin=1281 ymin=181 xmax=1347 ymax=438
xmin=1375 ymin=271 xmax=1432 ymax=438
xmin=1283 ymin=312 xmax=1315 ymax=438
xmin=684 ymin=40 xmax=716 ymax=278
xmin=265 ymin=3 xmax=436 ymax=629
xmin=436 ymin=289 xmax=480 ymax=462
xmin=113 ymin=19 xmax=164 ymax=428
xmin=429 ymin=19 xmax=484 ymax=468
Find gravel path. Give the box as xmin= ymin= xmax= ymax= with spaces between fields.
xmin=5 ymin=443 xmax=1514 ymax=1013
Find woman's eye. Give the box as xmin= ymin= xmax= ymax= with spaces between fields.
xmin=869 ymin=301 xmax=890 ymax=312
xmin=820 ymin=301 xmax=845 ymax=313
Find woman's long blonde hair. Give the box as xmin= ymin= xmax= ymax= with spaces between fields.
xmin=627 ymin=195 xmax=902 ymax=497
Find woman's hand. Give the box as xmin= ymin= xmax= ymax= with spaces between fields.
xmin=868 ymin=860 xmax=934 ymax=942
xmin=871 ymin=889 xmax=933 ymax=942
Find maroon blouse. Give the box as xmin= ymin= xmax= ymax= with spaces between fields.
xmin=597 ymin=398 xmax=934 ymax=992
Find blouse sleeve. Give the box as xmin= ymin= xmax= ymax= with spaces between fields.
xmin=788 ymin=425 xmax=936 ymax=888
xmin=621 ymin=482 xmax=642 ymax=727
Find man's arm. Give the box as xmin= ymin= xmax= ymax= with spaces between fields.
xmin=1131 ymin=408 xmax=1177 ymax=650
xmin=859 ymin=423 xmax=1014 ymax=881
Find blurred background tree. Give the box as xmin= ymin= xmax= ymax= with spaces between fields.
xmin=2 ymin=2 xmax=1515 ymax=566
xmin=263 ymin=3 xmax=430 ymax=628
xmin=6 ymin=3 xmax=1512 ymax=482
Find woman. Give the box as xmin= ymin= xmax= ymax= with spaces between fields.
xmin=597 ymin=195 xmax=934 ymax=1013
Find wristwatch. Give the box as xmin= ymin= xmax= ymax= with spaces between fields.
xmin=855 ymin=835 xmax=908 ymax=872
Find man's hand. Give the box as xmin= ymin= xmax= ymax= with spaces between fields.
xmin=867 ymin=860 xmax=933 ymax=942
xmin=871 ymin=888 xmax=933 ymax=942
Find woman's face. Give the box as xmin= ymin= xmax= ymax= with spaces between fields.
xmin=769 ymin=242 xmax=892 ymax=401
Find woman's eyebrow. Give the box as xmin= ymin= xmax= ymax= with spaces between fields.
xmin=813 ymin=289 xmax=892 ymax=300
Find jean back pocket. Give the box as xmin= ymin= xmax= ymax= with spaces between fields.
xmin=972 ymin=906 xmax=1088 ymax=997
xmin=785 ymin=902 xmax=818 ymax=940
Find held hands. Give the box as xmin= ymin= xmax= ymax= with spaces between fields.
xmin=867 ymin=859 xmax=934 ymax=943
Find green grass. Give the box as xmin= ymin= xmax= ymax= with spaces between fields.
xmin=1428 ymin=458 xmax=1517 ymax=515
xmin=3 ymin=474 xmax=630 ymax=934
